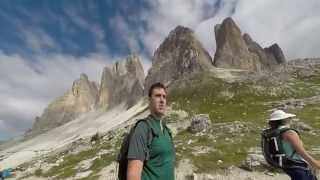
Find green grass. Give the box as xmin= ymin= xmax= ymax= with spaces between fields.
xmin=174 ymin=123 xmax=261 ymax=173
xmin=294 ymin=104 xmax=320 ymax=129
xmin=33 ymin=72 xmax=320 ymax=176
xmin=169 ymin=73 xmax=278 ymax=124
xmin=169 ymin=72 xmax=320 ymax=171
xmin=42 ymin=142 xmax=116 ymax=179
xmin=34 ymin=169 xmax=43 ymax=176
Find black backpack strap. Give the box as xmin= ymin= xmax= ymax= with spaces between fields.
xmin=117 ymin=118 xmax=156 ymax=180
xmin=279 ymin=127 xmax=299 ymax=135
xmin=136 ymin=119 xmax=157 ymax=161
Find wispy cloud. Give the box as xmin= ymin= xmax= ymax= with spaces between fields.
xmin=1 ymin=0 xmax=320 ymax=141
xmin=21 ymin=28 xmax=61 ymax=54
xmin=112 ymin=0 xmax=320 ymax=59
xmin=193 ymin=0 xmax=320 ymax=59
xmin=64 ymin=5 xmax=109 ymax=54
xmin=109 ymin=15 xmax=142 ymax=53
xmin=140 ymin=0 xmax=218 ymax=55
xmin=0 ymin=52 xmax=107 ymax=140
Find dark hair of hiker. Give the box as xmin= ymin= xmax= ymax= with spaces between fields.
xmin=148 ymin=82 xmax=166 ymax=97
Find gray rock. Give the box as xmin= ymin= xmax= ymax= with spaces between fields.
xmin=214 ymin=17 xmax=286 ymax=71
xmin=213 ymin=17 xmax=262 ymax=71
xmin=211 ymin=121 xmax=249 ymax=134
xmin=243 ymin=33 xmax=270 ymax=70
xmin=144 ymin=26 xmax=213 ymax=93
xmin=244 ymin=147 xmax=268 ymax=170
xmin=97 ymin=66 xmax=113 ymax=109
xmin=243 ymin=34 xmax=283 ymax=70
xmin=97 ymin=54 xmax=145 ymax=109
xmin=285 ymin=58 xmax=320 ymax=77
xmin=189 ymin=114 xmax=211 ymax=133
xmin=264 ymin=43 xmax=286 ymax=64
xmin=26 ymin=73 xmax=98 ymax=137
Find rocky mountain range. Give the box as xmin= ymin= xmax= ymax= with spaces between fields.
xmin=214 ymin=17 xmax=285 ymax=71
xmin=25 ymin=74 xmax=98 ymax=137
xmin=1 ymin=16 xmax=320 ymax=180
xmin=25 ymin=17 xmax=291 ymax=137
xmin=26 ymin=55 xmax=145 ymax=137
xmin=26 ymin=18 xmax=292 ymax=139
xmin=144 ymin=26 xmax=213 ymax=92
xmin=97 ymin=54 xmax=145 ymax=109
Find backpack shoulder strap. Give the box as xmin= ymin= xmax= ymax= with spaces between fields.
xmin=279 ymin=127 xmax=299 ymax=135
xmin=142 ymin=119 xmax=156 ymax=142
xmin=134 ymin=118 xmax=156 ymax=161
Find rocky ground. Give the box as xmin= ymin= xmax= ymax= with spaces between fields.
xmin=4 ymin=109 xmax=319 ymax=180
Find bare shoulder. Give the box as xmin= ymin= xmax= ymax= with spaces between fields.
xmin=282 ymin=130 xmax=300 ymax=141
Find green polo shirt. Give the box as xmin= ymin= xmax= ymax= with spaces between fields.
xmin=127 ymin=114 xmax=175 ymax=180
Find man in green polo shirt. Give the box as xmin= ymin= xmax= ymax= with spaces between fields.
xmin=126 ymin=82 xmax=175 ymax=180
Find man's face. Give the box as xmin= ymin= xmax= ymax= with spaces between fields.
xmin=149 ymin=88 xmax=167 ymax=117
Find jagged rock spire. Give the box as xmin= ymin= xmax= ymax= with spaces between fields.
xmin=213 ymin=17 xmax=286 ymax=71
xmin=144 ymin=25 xmax=213 ymax=93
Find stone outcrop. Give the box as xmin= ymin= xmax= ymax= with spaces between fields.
xmin=214 ymin=17 xmax=286 ymax=71
xmin=97 ymin=54 xmax=145 ymax=109
xmin=264 ymin=44 xmax=286 ymax=64
xmin=243 ymin=33 xmax=273 ymax=70
xmin=144 ymin=26 xmax=213 ymax=93
xmin=283 ymin=58 xmax=320 ymax=77
xmin=27 ymin=55 xmax=144 ymax=137
xmin=189 ymin=114 xmax=211 ymax=133
xmin=213 ymin=18 xmax=262 ymax=71
xmin=26 ymin=74 xmax=98 ymax=137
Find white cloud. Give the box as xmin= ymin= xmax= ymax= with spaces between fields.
xmin=139 ymin=54 xmax=152 ymax=76
xmin=0 ymin=51 xmax=152 ymax=140
xmin=109 ymin=15 xmax=142 ymax=53
xmin=2 ymin=0 xmax=320 ymax=141
xmin=64 ymin=7 xmax=108 ymax=54
xmin=193 ymin=0 xmax=320 ymax=59
xmin=140 ymin=0 xmax=219 ymax=55
xmin=0 ymin=52 xmax=107 ymax=140
xmin=113 ymin=0 xmax=320 ymax=60
xmin=110 ymin=0 xmax=218 ymax=56
xmin=21 ymin=28 xmax=60 ymax=54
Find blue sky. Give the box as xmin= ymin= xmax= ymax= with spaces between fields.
xmin=1 ymin=0 xmax=320 ymax=141
xmin=0 ymin=0 xmax=148 ymax=57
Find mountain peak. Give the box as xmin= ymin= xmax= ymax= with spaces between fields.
xmin=144 ymin=25 xmax=213 ymax=93
xmin=26 ymin=74 xmax=98 ymax=137
xmin=98 ymin=55 xmax=144 ymax=109
xmin=214 ymin=17 xmax=286 ymax=71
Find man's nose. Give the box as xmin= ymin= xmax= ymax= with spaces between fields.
xmin=159 ymin=96 xmax=165 ymax=102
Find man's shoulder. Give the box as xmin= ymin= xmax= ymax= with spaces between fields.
xmin=133 ymin=116 xmax=153 ymax=134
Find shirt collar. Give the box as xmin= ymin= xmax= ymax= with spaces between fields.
xmin=150 ymin=113 xmax=162 ymax=121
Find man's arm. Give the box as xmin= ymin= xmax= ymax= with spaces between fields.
xmin=126 ymin=121 xmax=149 ymax=180
xmin=127 ymin=160 xmax=143 ymax=180
xmin=283 ymin=130 xmax=320 ymax=169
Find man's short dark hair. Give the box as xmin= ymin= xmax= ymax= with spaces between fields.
xmin=148 ymin=82 xmax=166 ymax=97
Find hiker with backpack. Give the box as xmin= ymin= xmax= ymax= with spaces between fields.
xmin=262 ymin=110 xmax=320 ymax=180
xmin=117 ymin=82 xmax=175 ymax=180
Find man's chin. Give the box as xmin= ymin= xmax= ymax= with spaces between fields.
xmin=155 ymin=110 xmax=165 ymax=117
